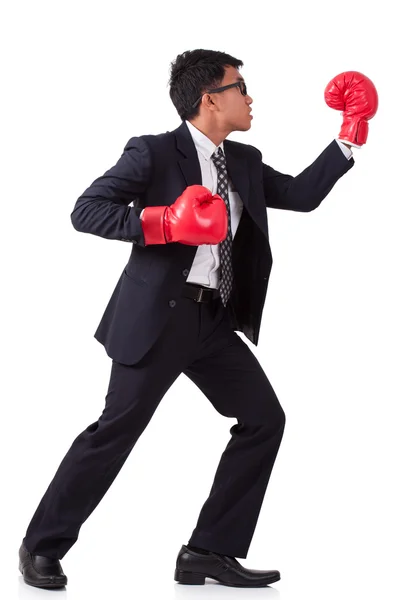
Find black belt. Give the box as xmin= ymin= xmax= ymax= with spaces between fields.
xmin=181 ymin=282 xmax=221 ymax=303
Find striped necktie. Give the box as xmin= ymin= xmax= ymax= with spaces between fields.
xmin=211 ymin=147 xmax=233 ymax=306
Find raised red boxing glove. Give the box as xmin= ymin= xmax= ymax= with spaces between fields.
xmin=324 ymin=71 xmax=378 ymax=148
xmin=141 ymin=184 xmax=228 ymax=246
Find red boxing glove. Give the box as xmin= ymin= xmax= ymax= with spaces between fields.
xmin=324 ymin=71 xmax=378 ymax=148
xmin=141 ymin=185 xmax=228 ymax=246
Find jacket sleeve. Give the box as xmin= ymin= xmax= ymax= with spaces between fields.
xmin=254 ymin=140 xmax=355 ymax=212
xmin=70 ymin=136 xmax=152 ymax=247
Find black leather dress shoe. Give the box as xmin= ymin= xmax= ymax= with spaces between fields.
xmin=174 ymin=544 xmax=280 ymax=587
xmin=19 ymin=542 xmax=68 ymax=588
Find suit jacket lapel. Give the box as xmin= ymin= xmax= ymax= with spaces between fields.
xmin=224 ymin=142 xmax=250 ymax=211
xmin=172 ymin=121 xmax=250 ymax=213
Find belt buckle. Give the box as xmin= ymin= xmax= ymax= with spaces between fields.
xmin=194 ymin=287 xmax=207 ymax=302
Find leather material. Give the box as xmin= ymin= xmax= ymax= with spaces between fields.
xmin=142 ymin=185 xmax=227 ymax=246
xmin=141 ymin=205 xmax=167 ymax=245
xmin=174 ymin=544 xmax=280 ymax=587
xmin=163 ymin=185 xmax=227 ymax=246
xmin=181 ymin=283 xmax=220 ymax=302
xmin=324 ymin=70 xmax=379 ymax=146
xmin=19 ymin=543 xmax=67 ymax=588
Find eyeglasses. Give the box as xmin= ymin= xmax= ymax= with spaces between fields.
xmin=191 ymin=81 xmax=248 ymax=109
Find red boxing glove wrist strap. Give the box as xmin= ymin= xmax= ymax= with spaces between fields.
xmin=141 ymin=205 xmax=168 ymax=245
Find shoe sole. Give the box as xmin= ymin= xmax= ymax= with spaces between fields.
xmin=174 ymin=568 xmax=280 ymax=587
xmin=19 ymin=562 xmax=67 ymax=589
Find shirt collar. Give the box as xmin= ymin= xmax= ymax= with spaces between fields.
xmin=185 ymin=119 xmax=225 ymax=161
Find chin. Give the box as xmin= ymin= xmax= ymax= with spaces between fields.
xmin=234 ymin=123 xmax=251 ymax=132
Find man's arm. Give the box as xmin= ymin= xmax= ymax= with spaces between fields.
xmin=336 ymin=139 xmax=353 ymax=157
xmin=253 ymin=140 xmax=355 ymax=212
xmin=70 ymin=136 xmax=152 ymax=247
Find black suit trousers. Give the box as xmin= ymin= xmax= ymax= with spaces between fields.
xmin=23 ymin=288 xmax=286 ymax=559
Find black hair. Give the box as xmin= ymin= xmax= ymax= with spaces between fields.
xmin=168 ymin=49 xmax=244 ymax=121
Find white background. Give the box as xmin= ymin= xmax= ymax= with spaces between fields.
xmin=2 ymin=1 xmax=399 ymax=599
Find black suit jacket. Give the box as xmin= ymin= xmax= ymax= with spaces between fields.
xmin=70 ymin=120 xmax=354 ymax=365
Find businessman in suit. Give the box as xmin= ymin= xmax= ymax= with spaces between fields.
xmin=19 ymin=49 xmax=377 ymax=589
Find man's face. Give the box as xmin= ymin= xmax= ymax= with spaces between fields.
xmin=206 ymin=65 xmax=253 ymax=132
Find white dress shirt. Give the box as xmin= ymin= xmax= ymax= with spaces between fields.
xmin=139 ymin=123 xmax=353 ymax=289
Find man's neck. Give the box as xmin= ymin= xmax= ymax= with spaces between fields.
xmin=188 ymin=119 xmax=229 ymax=147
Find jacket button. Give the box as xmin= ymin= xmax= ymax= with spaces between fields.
xmin=169 ymin=300 xmax=176 ymax=308
xmin=182 ymin=269 xmax=189 ymax=276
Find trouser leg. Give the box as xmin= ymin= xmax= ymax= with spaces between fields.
xmin=22 ymin=293 xmax=201 ymax=559
xmin=184 ymin=299 xmax=286 ymax=558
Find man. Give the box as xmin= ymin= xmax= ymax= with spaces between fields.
xmin=18 ymin=49 xmax=377 ymax=589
